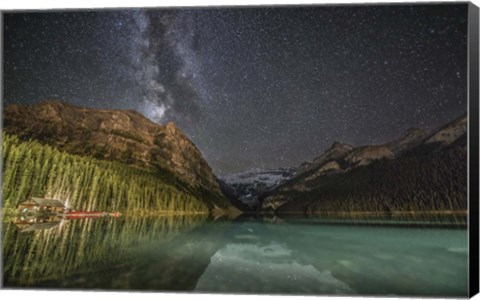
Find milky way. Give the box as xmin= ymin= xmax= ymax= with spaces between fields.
xmin=3 ymin=4 xmax=468 ymax=175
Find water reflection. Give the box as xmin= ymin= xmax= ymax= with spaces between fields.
xmin=12 ymin=214 xmax=64 ymax=232
xmin=2 ymin=214 xmax=468 ymax=296
xmin=195 ymin=217 xmax=467 ymax=296
xmin=3 ymin=214 xmax=208 ymax=287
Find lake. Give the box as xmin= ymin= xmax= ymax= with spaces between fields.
xmin=2 ymin=214 xmax=468 ymax=297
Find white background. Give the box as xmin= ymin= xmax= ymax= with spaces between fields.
xmin=0 ymin=0 xmax=479 ymax=300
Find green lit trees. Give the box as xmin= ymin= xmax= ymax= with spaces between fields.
xmin=2 ymin=134 xmax=210 ymax=214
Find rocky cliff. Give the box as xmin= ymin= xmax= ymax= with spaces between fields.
xmin=3 ymin=100 xmax=223 ymax=196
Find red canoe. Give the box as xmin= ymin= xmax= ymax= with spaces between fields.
xmin=66 ymin=211 xmax=107 ymax=218
xmin=64 ymin=211 xmax=122 ymax=218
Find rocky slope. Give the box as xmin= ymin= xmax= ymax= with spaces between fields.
xmin=425 ymin=113 xmax=467 ymax=146
xmin=261 ymin=113 xmax=468 ymax=214
xmin=3 ymin=100 xmax=223 ymax=196
xmin=386 ymin=128 xmax=427 ymax=155
xmin=296 ymin=142 xmax=353 ymax=174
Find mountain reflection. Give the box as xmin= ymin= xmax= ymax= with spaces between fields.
xmin=194 ymin=216 xmax=468 ymax=296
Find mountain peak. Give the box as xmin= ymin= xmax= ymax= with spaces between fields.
xmin=344 ymin=145 xmax=395 ymax=167
xmin=38 ymin=99 xmax=85 ymax=111
xmin=39 ymin=99 xmax=66 ymax=106
xmin=386 ymin=127 xmax=427 ymax=154
xmin=166 ymin=121 xmax=179 ymax=132
xmin=402 ymin=127 xmax=425 ymax=137
xmin=330 ymin=141 xmax=353 ymax=151
xmin=311 ymin=141 xmax=353 ymax=167
xmin=425 ymin=112 xmax=467 ymax=146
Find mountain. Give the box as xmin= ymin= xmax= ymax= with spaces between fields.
xmin=386 ymin=128 xmax=427 ymax=155
xmin=220 ymin=168 xmax=296 ymax=208
xmin=261 ymin=113 xmax=468 ymax=214
xmin=3 ymin=100 xmax=223 ymax=196
xmin=296 ymin=142 xmax=353 ymax=174
xmin=425 ymin=113 xmax=467 ymax=146
xmin=343 ymin=145 xmax=394 ymax=167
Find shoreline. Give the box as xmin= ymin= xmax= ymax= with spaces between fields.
xmin=274 ymin=210 xmax=468 ymax=217
xmin=264 ymin=210 xmax=469 ymax=228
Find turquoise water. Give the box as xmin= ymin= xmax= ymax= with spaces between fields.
xmin=2 ymin=215 xmax=468 ymax=296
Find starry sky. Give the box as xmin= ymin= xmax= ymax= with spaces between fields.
xmin=3 ymin=4 xmax=468 ymax=175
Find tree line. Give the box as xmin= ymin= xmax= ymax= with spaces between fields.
xmin=273 ymin=146 xmax=468 ymax=215
xmin=2 ymin=134 xmax=210 ymax=214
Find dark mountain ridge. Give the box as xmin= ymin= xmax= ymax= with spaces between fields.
xmin=261 ymin=113 xmax=467 ymax=215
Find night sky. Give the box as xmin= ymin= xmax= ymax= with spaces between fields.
xmin=3 ymin=4 xmax=468 ymax=175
